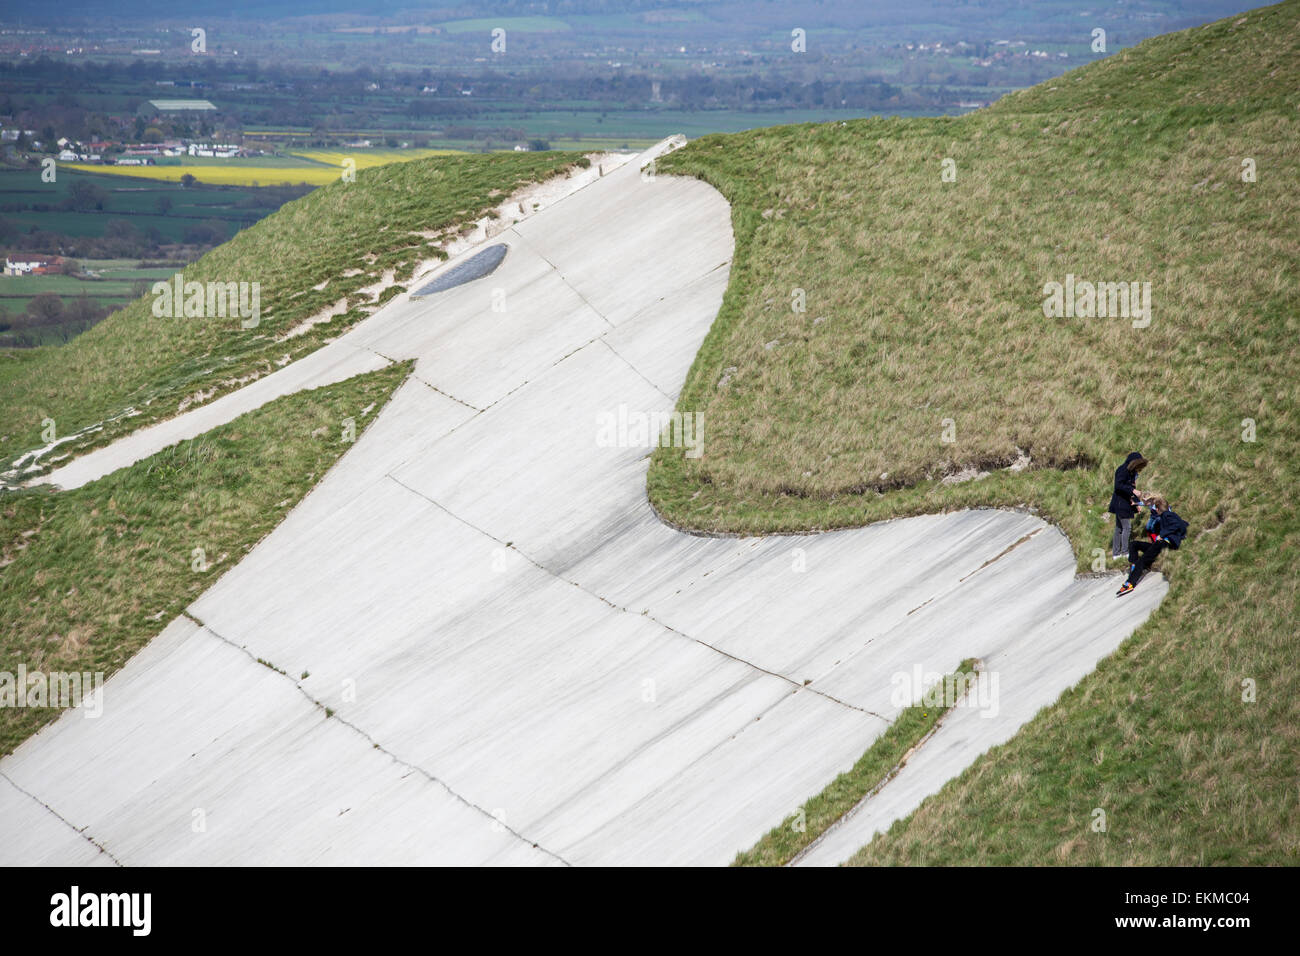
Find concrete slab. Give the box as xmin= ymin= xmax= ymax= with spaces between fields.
xmin=0 ymin=136 xmax=1167 ymax=866
xmin=36 ymin=341 xmax=389 ymax=491
xmin=0 ymin=774 xmax=115 ymax=866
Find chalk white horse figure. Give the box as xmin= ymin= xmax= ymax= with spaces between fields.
xmin=0 ymin=139 xmax=1165 ymax=867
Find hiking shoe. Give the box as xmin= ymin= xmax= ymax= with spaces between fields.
xmin=1116 ymin=581 xmax=1136 ymax=597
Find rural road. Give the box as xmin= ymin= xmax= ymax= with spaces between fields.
xmin=0 ymin=138 xmax=1167 ymax=866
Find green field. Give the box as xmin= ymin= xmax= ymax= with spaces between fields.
xmin=88 ymin=258 xmax=179 ymax=279
xmin=437 ymin=16 xmax=573 ymax=34
xmin=0 ymin=166 xmax=269 ymax=243
xmin=0 ymin=259 xmax=176 ymax=312
xmin=494 ymin=106 xmax=957 ymax=143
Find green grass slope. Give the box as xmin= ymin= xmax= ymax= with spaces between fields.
xmin=0 ymin=151 xmax=582 ymax=481
xmin=653 ymin=1 xmax=1298 ymax=864
xmin=993 ymin=2 xmax=1297 ymax=114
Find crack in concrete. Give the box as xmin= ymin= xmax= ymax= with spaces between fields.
xmin=958 ymin=528 xmax=1043 ymax=583
xmin=0 ymin=769 xmax=122 ymax=866
xmin=506 ymin=228 xmax=616 ymax=330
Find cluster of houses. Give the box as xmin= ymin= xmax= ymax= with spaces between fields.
xmin=971 ymin=40 xmax=1071 ymax=68
xmin=5 ymin=97 xmax=247 ymax=166
xmin=120 ymin=141 xmax=243 ymax=160
xmin=0 ymin=126 xmax=249 ymax=164
xmin=47 ymin=136 xmax=247 ymax=165
xmin=899 ymin=38 xmax=1069 ymax=67
xmin=55 ymin=137 xmax=106 ymax=162
xmin=3 ymin=254 xmax=67 ymax=276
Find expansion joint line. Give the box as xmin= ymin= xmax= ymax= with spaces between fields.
xmin=598 ymin=339 xmax=674 ymax=402
xmin=383 ymin=475 xmax=888 ymax=723
xmin=464 ymin=331 xmax=652 ymax=421
xmin=184 ymin=612 xmax=573 ymax=867
xmin=589 ymin=257 xmax=731 ymax=402
xmin=0 ymin=770 xmax=123 ymax=866
xmin=359 ymin=345 xmax=482 ymax=412
xmin=506 ymin=229 xmax=616 ymax=329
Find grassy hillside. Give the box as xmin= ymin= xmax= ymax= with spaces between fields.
xmin=653 ymin=0 xmax=1298 ymax=864
xmin=0 ymin=150 xmax=582 ymax=482
xmin=992 ymin=4 xmax=1296 ymax=113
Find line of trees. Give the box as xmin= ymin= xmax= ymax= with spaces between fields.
xmin=0 ymin=292 xmax=113 ymax=347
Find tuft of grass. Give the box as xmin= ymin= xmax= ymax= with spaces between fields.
xmin=734 ymin=660 xmax=980 ymax=867
xmin=653 ymin=1 xmax=1300 ymax=865
xmin=0 ymin=360 xmax=412 ymax=756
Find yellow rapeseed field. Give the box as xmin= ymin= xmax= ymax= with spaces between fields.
xmin=64 ymin=149 xmax=462 ymax=187
xmin=64 ymin=163 xmax=341 ymax=186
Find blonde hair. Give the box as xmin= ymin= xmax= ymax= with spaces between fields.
xmin=1146 ymin=493 xmax=1168 ymax=511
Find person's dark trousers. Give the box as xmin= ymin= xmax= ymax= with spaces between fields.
xmin=1112 ymin=516 xmax=1132 ymax=557
xmin=1127 ymin=538 xmax=1167 ymax=585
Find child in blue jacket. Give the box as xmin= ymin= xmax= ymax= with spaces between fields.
xmin=1117 ymin=493 xmax=1189 ymax=595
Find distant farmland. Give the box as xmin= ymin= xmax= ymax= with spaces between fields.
xmin=0 ymin=163 xmax=312 ymax=346
xmin=64 ymin=148 xmax=464 ymax=187
xmin=0 ymin=167 xmax=276 ymax=243
xmin=288 ymin=148 xmax=461 ymax=168
xmin=0 ymin=259 xmax=174 ymax=307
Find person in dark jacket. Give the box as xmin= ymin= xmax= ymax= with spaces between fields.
xmin=1108 ymin=451 xmax=1148 ymax=559
xmin=1117 ymin=494 xmax=1189 ymax=595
